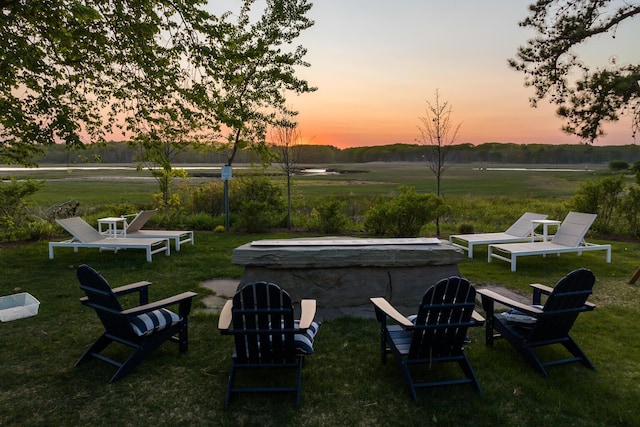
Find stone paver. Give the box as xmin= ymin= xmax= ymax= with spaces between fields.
xmin=198 ymin=278 xmax=239 ymax=314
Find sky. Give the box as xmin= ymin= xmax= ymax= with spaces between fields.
xmin=259 ymin=0 xmax=640 ymax=148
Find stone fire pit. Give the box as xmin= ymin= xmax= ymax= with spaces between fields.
xmin=232 ymin=237 xmax=464 ymax=319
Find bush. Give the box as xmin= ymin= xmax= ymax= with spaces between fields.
xmin=458 ymin=223 xmax=474 ymax=234
xmin=188 ymin=181 xmax=226 ymax=216
xmin=632 ymin=161 xmax=640 ymax=185
xmin=620 ymin=187 xmax=640 ymax=237
xmin=364 ymin=186 xmax=447 ymax=237
xmin=21 ymin=219 xmax=54 ymax=241
xmin=569 ymin=175 xmax=625 ymax=232
xmin=310 ymin=198 xmax=350 ymax=234
xmin=0 ymin=178 xmax=44 ymax=241
xmin=185 ymin=212 xmax=218 ymax=231
xmin=608 ymin=160 xmax=629 ymax=171
xmin=232 ymin=176 xmax=285 ymax=233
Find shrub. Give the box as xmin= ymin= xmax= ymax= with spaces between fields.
xmin=232 ymin=176 xmax=285 ymax=232
xmin=22 ymin=219 xmax=54 ymax=241
xmin=188 ymin=181 xmax=226 ymax=216
xmin=633 ymin=161 xmax=640 ymax=185
xmin=185 ymin=212 xmax=217 ymax=231
xmin=620 ymin=187 xmax=640 ymax=237
xmin=362 ymin=202 xmax=389 ymax=235
xmin=0 ymin=178 xmax=44 ymax=241
xmin=458 ymin=223 xmax=474 ymax=234
xmin=608 ymin=160 xmax=629 ymax=171
xmin=310 ymin=198 xmax=350 ymax=234
xmin=569 ymin=175 xmax=625 ymax=233
xmin=364 ymin=186 xmax=447 ymax=237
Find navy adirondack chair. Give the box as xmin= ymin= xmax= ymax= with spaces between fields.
xmin=218 ymin=281 xmax=320 ymax=408
xmin=477 ymin=268 xmax=596 ymax=376
xmin=75 ymin=264 xmax=197 ymax=383
xmin=370 ymin=276 xmax=484 ymax=402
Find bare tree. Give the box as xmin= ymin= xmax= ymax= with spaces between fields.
xmin=271 ymin=118 xmax=302 ymax=229
xmin=417 ymin=89 xmax=462 ymax=236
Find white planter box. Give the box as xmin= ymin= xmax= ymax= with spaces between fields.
xmin=0 ymin=293 xmax=40 ymax=322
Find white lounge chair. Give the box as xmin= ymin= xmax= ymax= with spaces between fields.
xmin=49 ymin=217 xmax=170 ymax=262
xmin=122 ymin=210 xmax=194 ymax=251
xmin=488 ymin=212 xmax=611 ymax=272
xmin=449 ymin=212 xmax=548 ymax=258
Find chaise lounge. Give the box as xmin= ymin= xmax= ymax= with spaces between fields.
xmin=49 ymin=217 xmax=170 ymax=262
xmin=449 ymin=212 xmax=548 ymax=258
xmin=122 ymin=210 xmax=194 ymax=251
xmin=488 ymin=212 xmax=611 ymax=272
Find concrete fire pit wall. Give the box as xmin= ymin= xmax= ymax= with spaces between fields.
xmin=232 ymin=237 xmax=464 ymax=319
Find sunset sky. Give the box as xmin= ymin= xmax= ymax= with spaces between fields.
xmin=269 ymin=1 xmax=639 ymax=148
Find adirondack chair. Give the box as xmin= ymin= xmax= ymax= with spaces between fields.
xmin=75 ymin=264 xmax=197 ymax=383
xmin=370 ymin=276 xmax=484 ymax=402
xmin=218 ymin=281 xmax=320 ymax=408
xmin=477 ymin=268 xmax=596 ymax=376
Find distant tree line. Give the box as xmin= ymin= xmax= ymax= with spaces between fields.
xmin=31 ymin=141 xmax=640 ymax=166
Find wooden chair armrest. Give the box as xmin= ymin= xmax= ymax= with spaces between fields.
xmin=121 ymin=291 xmax=197 ymax=316
xmin=370 ymin=297 xmax=413 ymax=328
xmin=218 ymin=300 xmax=233 ymax=330
xmin=477 ymin=289 xmax=543 ymax=316
xmin=81 ymin=281 xmax=153 ymax=305
xmin=529 ymin=283 xmax=553 ymax=294
xmin=472 ymin=310 xmax=485 ymax=325
xmin=530 ymin=283 xmax=554 ymax=305
xmin=112 ymin=281 xmax=152 ymax=296
xmin=299 ymin=299 xmax=317 ymax=330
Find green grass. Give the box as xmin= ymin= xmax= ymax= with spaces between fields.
xmin=20 ymin=162 xmax=612 ymax=209
xmin=1 ymin=231 xmax=639 ymax=426
xmin=2 ymin=162 xmax=639 ymax=425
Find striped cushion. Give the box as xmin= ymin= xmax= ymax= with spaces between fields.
xmin=130 ymin=308 xmax=180 ymax=337
xmin=293 ymin=320 xmax=320 ymax=354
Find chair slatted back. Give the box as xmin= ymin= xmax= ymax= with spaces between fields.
xmin=409 ymin=277 xmax=477 ymax=360
xmin=77 ymin=265 xmax=135 ymax=339
xmin=550 ymin=212 xmax=597 ymax=247
xmin=56 ymin=217 xmax=104 ymax=243
xmin=530 ymin=268 xmax=595 ymax=341
xmin=125 ymin=210 xmax=157 ymax=233
xmin=505 ymin=212 xmax=548 ymax=237
xmin=231 ymin=282 xmax=297 ymax=364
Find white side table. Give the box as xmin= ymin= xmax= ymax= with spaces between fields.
xmin=98 ymin=217 xmax=128 ymax=238
xmin=531 ymin=219 xmax=561 ymax=242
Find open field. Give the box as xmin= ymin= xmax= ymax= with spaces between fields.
xmin=1 ymin=162 xmax=639 ymax=425
xmin=4 ymin=161 xmax=611 ymax=208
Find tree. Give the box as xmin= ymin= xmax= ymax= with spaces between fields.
xmin=133 ymin=137 xmax=189 ymax=207
xmin=271 ymin=116 xmax=302 ymax=229
xmin=196 ymin=0 xmax=315 ymax=230
xmin=198 ymin=0 xmax=316 ymax=167
xmin=417 ymin=89 xmax=461 ymax=236
xmin=0 ymin=0 xmax=213 ymax=166
xmin=509 ymin=0 xmax=640 ymax=143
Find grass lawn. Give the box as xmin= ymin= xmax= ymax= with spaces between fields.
xmin=1 ymin=230 xmax=639 ymax=426
xmin=2 ymin=162 xmax=639 ymax=425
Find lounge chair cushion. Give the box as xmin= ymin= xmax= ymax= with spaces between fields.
xmin=130 ymin=308 xmax=181 ymax=337
xmin=294 ymin=320 xmax=321 ymax=354
xmin=497 ymin=305 xmax=543 ymax=326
